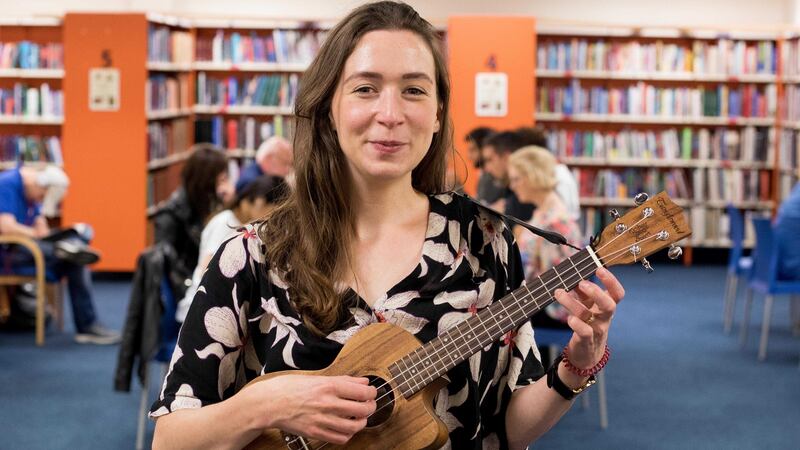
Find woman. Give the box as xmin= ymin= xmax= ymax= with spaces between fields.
xmin=507 ymin=146 xmax=583 ymax=280
xmin=150 ymin=3 xmax=624 ymax=449
xmin=175 ymin=175 xmax=285 ymax=322
xmin=153 ymin=144 xmax=234 ymax=293
xmin=508 ymin=145 xmax=584 ymax=333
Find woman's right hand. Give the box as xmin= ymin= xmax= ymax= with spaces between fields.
xmin=247 ymin=374 xmax=377 ymax=445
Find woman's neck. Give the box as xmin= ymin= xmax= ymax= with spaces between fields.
xmin=350 ymin=175 xmax=427 ymax=236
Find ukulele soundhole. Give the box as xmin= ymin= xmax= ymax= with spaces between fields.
xmin=366 ymin=375 xmax=394 ymax=428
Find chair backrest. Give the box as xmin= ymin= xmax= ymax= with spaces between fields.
xmin=726 ymin=204 xmax=746 ymax=272
xmin=750 ymin=217 xmax=779 ymax=287
xmin=773 ymin=216 xmax=800 ymax=280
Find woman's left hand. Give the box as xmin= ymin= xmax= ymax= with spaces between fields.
xmin=553 ymin=267 xmax=625 ymax=370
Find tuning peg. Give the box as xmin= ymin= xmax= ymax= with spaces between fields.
xmin=609 ymin=209 xmax=620 ymax=220
xmin=634 ymin=192 xmax=649 ymax=206
xmin=668 ymin=244 xmax=683 ymax=260
xmin=641 ymin=257 xmax=654 ymax=273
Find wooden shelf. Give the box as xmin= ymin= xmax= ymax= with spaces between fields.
xmin=0 ymin=17 xmax=60 ymax=27
xmin=193 ymin=104 xmax=294 ymax=116
xmin=0 ymin=68 xmax=64 ymax=79
xmin=146 ymin=61 xmax=192 ymax=72
xmin=0 ymin=115 xmax=63 ymax=125
xmin=226 ymin=148 xmax=256 ymax=158
xmin=146 ymin=109 xmax=192 ymax=120
xmin=147 ymin=150 xmax=193 ymax=171
xmin=535 ymin=112 xmax=775 ymax=127
xmin=560 ymin=157 xmax=773 ymax=170
xmin=782 ymin=120 xmax=800 ymax=130
xmin=535 ymin=69 xmax=777 ymax=83
xmin=191 ymin=18 xmax=335 ymax=30
xmin=0 ymin=161 xmax=62 ymax=170
xmin=193 ymin=61 xmax=308 ymax=72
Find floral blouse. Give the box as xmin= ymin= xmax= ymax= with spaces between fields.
xmin=150 ymin=192 xmax=544 ymax=450
xmin=517 ymin=197 xmax=582 ymax=281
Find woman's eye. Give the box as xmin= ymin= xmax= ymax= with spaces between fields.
xmin=354 ymin=86 xmax=375 ymax=94
xmin=405 ymin=87 xmax=426 ymax=96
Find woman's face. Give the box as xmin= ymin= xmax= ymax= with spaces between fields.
xmin=330 ymin=30 xmax=440 ymax=188
xmin=508 ymin=165 xmax=532 ymax=204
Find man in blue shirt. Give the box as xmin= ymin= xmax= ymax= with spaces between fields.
xmin=235 ymin=136 xmax=293 ymax=193
xmin=0 ymin=165 xmax=119 ymax=344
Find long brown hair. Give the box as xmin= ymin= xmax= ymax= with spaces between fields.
xmin=259 ymin=1 xmax=453 ymax=336
xmin=182 ymin=144 xmax=228 ymax=222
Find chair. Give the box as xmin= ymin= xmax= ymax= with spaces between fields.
xmin=535 ymin=327 xmax=609 ymax=429
xmin=739 ymin=217 xmax=800 ymax=361
xmin=722 ymin=205 xmax=752 ymax=334
xmin=0 ymin=235 xmax=64 ymax=346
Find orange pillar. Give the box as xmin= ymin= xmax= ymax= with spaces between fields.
xmin=447 ymin=16 xmax=536 ymax=195
xmin=63 ymin=14 xmax=148 ymax=271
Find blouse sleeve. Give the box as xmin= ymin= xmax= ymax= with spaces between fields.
xmin=149 ymin=232 xmax=259 ymax=418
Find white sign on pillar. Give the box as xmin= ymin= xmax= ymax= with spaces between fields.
xmin=89 ymin=68 xmax=120 ymax=111
xmin=475 ymin=72 xmax=508 ymax=117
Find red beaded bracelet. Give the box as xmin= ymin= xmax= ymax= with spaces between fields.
xmin=561 ymin=345 xmax=611 ymax=377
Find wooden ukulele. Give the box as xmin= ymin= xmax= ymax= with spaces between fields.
xmin=243 ymin=191 xmax=691 ymax=450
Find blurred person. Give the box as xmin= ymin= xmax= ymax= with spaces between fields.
xmin=153 ymin=144 xmax=234 ymax=297
xmin=481 ymin=130 xmax=534 ymax=227
xmin=775 ymin=181 xmax=800 ymax=280
xmin=515 ymin=126 xmax=580 ymax=221
xmin=175 ymin=175 xmax=285 ymax=322
xmin=235 ymin=136 xmax=294 ymax=193
xmin=0 ymin=165 xmax=119 ymax=344
xmin=508 ymin=146 xmax=583 ymax=332
xmin=465 ymin=126 xmax=504 ymax=205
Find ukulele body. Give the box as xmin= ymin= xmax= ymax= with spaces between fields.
xmin=243 ymin=322 xmax=449 ymax=450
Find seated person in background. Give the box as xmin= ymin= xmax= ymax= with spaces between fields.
xmin=775 ymin=181 xmax=800 ymax=280
xmin=464 ymin=126 xmax=505 ymax=206
xmin=176 ymin=175 xmax=286 ymax=322
xmin=508 ymin=146 xmax=583 ymax=329
xmin=235 ymin=136 xmax=294 ymax=193
xmin=154 ymin=145 xmax=234 ymax=297
xmin=481 ymin=130 xmax=533 ymax=222
xmin=0 ymin=165 xmax=119 ymax=344
xmin=515 ymin=126 xmax=581 ymax=221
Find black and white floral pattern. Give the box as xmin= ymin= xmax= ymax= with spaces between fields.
xmin=150 ymin=193 xmax=544 ymax=449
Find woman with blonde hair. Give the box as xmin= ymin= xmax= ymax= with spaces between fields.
xmin=150 ymin=3 xmax=624 ymax=449
xmin=507 ymin=145 xmax=582 ymax=279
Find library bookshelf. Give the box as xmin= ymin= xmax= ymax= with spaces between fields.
xmin=533 ymin=23 xmax=799 ymax=251
xmin=0 ymin=18 xmax=64 ymax=185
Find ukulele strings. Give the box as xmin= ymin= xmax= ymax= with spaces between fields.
xmin=298 ymin=230 xmax=664 ymax=450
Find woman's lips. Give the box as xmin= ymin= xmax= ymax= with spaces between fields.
xmin=370 ymin=140 xmax=407 ymax=153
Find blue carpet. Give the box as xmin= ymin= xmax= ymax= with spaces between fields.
xmin=1 ymin=264 xmax=799 ymax=449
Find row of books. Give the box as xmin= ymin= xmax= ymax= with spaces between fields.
xmin=547 ymin=126 xmax=773 ymax=163
xmin=688 ymin=207 xmax=763 ymax=246
xmin=148 ymin=25 xmax=193 ymax=64
xmin=0 ymin=83 xmax=63 ymax=118
xmin=537 ymin=39 xmax=777 ymax=75
xmin=571 ymin=166 xmax=771 ymax=204
xmin=578 ymin=206 xmax=764 ymax=246
xmin=196 ymin=72 xmax=299 ymax=108
xmin=537 ymin=80 xmax=777 ymax=118
xmin=196 ymin=29 xmax=327 ymax=65
xmin=783 ymin=85 xmax=800 ymax=122
xmin=0 ymin=41 xmax=63 ymax=70
xmin=147 ymin=166 xmax=182 ymax=210
xmin=780 ymin=39 xmax=800 ymax=78
xmin=0 ymin=135 xmax=62 ymax=164
xmin=146 ymin=74 xmax=191 ymax=112
xmin=148 ymin=119 xmax=191 ymax=162
xmin=194 ymin=115 xmax=294 ymax=150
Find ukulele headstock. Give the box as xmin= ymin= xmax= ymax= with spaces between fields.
xmin=592 ymin=192 xmax=692 ymax=269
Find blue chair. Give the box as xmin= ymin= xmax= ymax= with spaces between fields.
xmin=722 ymin=205 xmax=752 ymax=334
xmin=535 ymin=326 xmax=609 ymax=429
xmin=739 ymin=217 xmax=800 ymax=361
